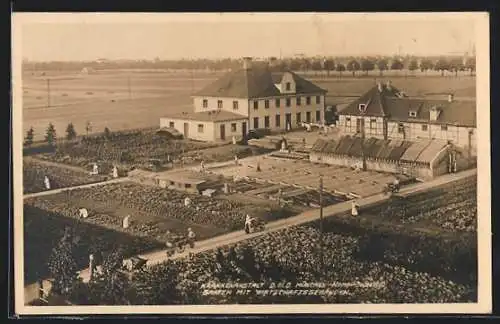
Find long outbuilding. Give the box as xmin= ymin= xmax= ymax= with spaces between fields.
xmin=309 ymin=135 xmax=473 ymax=180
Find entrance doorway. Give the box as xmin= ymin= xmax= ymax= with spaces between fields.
xmin=242 ymin=122 xmax=247 ymax=138
xmin=285 ymin=113 xmax=292 ymax=131
xmin=220 ymin=124 xmax=226 ymax=141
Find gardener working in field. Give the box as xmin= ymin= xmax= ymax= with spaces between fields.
xmin=351 ymin=200 xmax=359 ymax=217
xmin=187 ymin=228 xmax=196 ymax=248
xmin=44 ymin=176 xmax=51 ymax=190
xmin=392 ymin=177 xmax=400 ymax=191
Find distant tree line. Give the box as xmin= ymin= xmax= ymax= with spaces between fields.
xmin=23 ymin=55 xmax=476 ymax=77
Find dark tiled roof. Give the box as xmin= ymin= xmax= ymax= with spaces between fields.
xmin=311 ymin=138 xmax=329 ymax=152
xmin=384 ymin=98 xmax=476 ymax=127
xmin=163 ymin=110 xmax=247 ymax=122
xmin=311 ymin=136 xmax=449 ymax=164
xmin=338 ymin=84 xmax=403 ymax=117
xmin=194 ymin=64 xmax=327 ymax=99
xmin=338 ymin=83 xmax=476 ymax=127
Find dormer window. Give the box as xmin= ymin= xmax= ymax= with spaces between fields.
xmin=429 ymin=106 xmax=441 ymax=121
xmin=358 ymin=104 xmax=367 ymax=113
xmin=409 ymin=110 xmax=417 ymax=117
xmin=286 ymin=82 xmax=291 ymax=91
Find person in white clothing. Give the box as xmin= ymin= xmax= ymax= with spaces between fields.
xmin=244 ymin=214 xmax=254 ymax=234
xmin=187 ymin=228 xmax=196 ymax=247
xmin=90 ymin=163 xmax=99 ymax=175
xmin=44 ymin=176 xmax=51 ymax=190
xmin=392 ymin=178 xmax=400 ymax=191
xmin=79 ymin=208 xmax=88 ymax=219
xmin=351 ymin=201 xmax=359 ymax=217
xmin=112 ymin=166 xmax=119 ymax=178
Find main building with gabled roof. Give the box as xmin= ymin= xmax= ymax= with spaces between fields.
xmin=336 ymin=81 xmax=476 ymax=155
xmin=161 ymin=57 xmax=327 ymax=142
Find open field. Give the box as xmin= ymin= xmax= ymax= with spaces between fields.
xmin=22 ymin=70 xmax=475 ymax=141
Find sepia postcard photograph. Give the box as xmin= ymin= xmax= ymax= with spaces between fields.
xmin=11 ymin=12 xmax=491 ymax=315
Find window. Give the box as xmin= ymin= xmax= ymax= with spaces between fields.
xmin=358 ymin=104 xmax=367 ymax=113
xmin=185 ymin=183 xmax=192 ymax=189
xmin=316 ymin=96 xmax=321 ymax=104
xmin=296 ymin=112 xmax=302 ymax=124
xmin=409 ymin=110 xmax=417 ymax=117
xmin=306 ymin=97 xmax=311 ymax=105
xmin=421 ymin=124 xmax=428 ymax=131
xmin=398 ymin=123 xmax=404 ymax=133
xmin=275 ymin=114 xmax=281 ymax=127
xmin=231 ymin=123 xmax=237 ymax=132
xmin=286 ymin=98 xmax=291 ymax=107
xmin=233 ymin=101 xmax=239 ymax=110
xmin=198 ymin=124 xmax=204 ymax=133
xmin=296 ymin=97 xmax=302 ymax=106
xmin=345 ymin=117 xmax=351 ymax=127
xmin=286 ymin=82 xmax=291 ymax=91
xmin=264 ymin=100 xmax=270 ymax=109
xmin=370 ymin=119 xmax=376 ymax=129
xmin=253 ymin=101 xmax=259 ymax=110
xmin=253 ymin=117 xmax=259 ymax=129
xmin=275 ymin=99 xmax=281 ymax=108
xmin=217 ymin=100 xmax=223 ymax=109
xmin=316 ymin=110 xmax=321 ymax=122
xmin=264 ymin=116 xmax=270 ymax=128
xmin=441 ymin=125 xmax=448 ymax=131
xmin=169 ymin=121 xmax=175 ymax=128
xmin=306 ymin=111 xmax=311 ymax=123
xmin=202 ymin=99 xmax=208 ymax=108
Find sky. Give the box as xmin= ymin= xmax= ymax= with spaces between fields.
xmin=15 ymin=13 xmax=479 ymax=61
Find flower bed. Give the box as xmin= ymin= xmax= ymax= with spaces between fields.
xmin=369 ymin=176 xmax=477 ymax=232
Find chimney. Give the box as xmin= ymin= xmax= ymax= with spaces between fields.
xmin=448 ymin=93 xmax=454 ymax=102
xmin=377 ymin=82 xmax=383 ymax=92
xmin=242 ymin=57 xmax=252 ymax=70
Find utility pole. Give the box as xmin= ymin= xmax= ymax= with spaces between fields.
xmin=319 ymin=174 xmax=324 ymax=275
xmin=47 ymin=78 xmax=51 ymax=108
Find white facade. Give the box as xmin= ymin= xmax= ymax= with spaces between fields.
xmin=160 ymin=117 xmax=247 ymax=142
xmin=248 ymin=94 xmax=325 ymax=131
xmin=193 ymin=97 xmax=250 ymax=116
xmin=337 ymin=116 xmax=476 ymax=156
